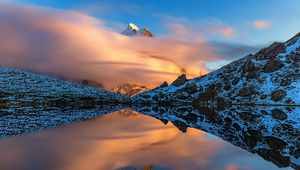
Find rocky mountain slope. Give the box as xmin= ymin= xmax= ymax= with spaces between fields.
xmin=0 ymin=66 xmax=130 ymax=109
xmin=133 ymin=33 xmax=300 ymax=106
xmin=121 ymin=23 xmax=153 ymax=37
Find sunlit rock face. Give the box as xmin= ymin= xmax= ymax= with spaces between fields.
xmin=132 ymin=105 xmax=300 ymax=169
xmin=133 ymin=33 xmax=300 ymax=106
xmin=112 ymin=84 xmax=149 ymax=97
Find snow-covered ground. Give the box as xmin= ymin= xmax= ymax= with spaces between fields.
xmin=0 ymin=66 xmax=130 ymax=104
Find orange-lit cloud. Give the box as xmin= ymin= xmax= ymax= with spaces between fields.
xmin=0 ymin=4 xmax=222 ymax=89
xmin=253 ymin=20 xmax=271 ymax=30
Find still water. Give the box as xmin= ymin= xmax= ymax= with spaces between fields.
xmin=0 ymin=109 xmax=291 ymax=170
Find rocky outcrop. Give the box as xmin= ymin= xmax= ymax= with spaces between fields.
xmin=170 ymin=74 xmax=187 ymax=87
xmin=133 ymin=33 xmax=300 ymax=106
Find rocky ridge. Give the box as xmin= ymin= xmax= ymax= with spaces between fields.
xmin=133 ymin=33 xmax=300 ymax=106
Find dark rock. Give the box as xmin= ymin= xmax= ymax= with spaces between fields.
xmin=255 ymin=42 xmax=286 ymax=60
xmin=223 ymin=82 xmax=231 ymax=91
xmin=271 ymin=89 xmax=287 ymax=102
xmin=263 ymin=59 xmax=284 ymax=73
xmin=246 ymin=67 xmax=262 ymax=79
xmin=224 ymin=117 xmax=232 ymax=128
xmin=242 ymin=60 xmax=255 ymax=72
xmin=172 ymin=121 xmax=187 ymax=132
xmin=152 ymin=95 xmax=158 ymax=101
xmin=271 ymin=109 xmax=287 ymax=120
xmin=193 ymin=92 xmax=214 ymax=103
xmin=257 ymin=149 xmax=291 ymax=168
xmin=231 ymin=78 xmax=239 ymax=85
xmin=265 ymin=136 xmax=287 ymax=150
xmin=159 ymin=81 xmax=168 ymax=88
xmin=238 ymin=87 xmax=252 ymax=97
xmin=171 ymin=74 xmax=187 ymax=87
xmin=289 ymin=53 xmax=300 ymax=62
xmin=184 ymin=83 xmax=198 ymax=94
xmin=260 ymin=94 xmax=267 ymax=100
xmin=243 ymin=130 xmax=262 ymax=148
xmin=238 ymin=112 xmax=257 ymax=122
xmin=232 ymin=123 xmax=241 ymax=131
xmin=176 ymin=92 xmax=189 ymax=100
xmin=159 ymin=119 xmax=169 ymax=125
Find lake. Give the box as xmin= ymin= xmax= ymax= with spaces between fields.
xmin=0 ymin=106 xmax=296 ymax=170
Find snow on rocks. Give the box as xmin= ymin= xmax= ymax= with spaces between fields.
xmin=0 ymin=66 xmax=130 ymax=106
xmin=133 ymin=33 xmax=300 ymax=106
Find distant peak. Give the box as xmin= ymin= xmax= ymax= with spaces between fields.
xmin=121 ymin=23 xmax=153 ymax=37
xmin=129 ymin=23 xmax=139 ymax=31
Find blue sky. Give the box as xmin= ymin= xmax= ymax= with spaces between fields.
xmin=8 ymin=0 xmax=300 ymax=45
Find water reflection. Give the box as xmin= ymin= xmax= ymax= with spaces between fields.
xmin=133 ymin=105 xmax=300 ymax=169
xmin=0 ymin=104 xmax=126 ymax=139
xmin=0 ymin=106 xmax=295 ymax=170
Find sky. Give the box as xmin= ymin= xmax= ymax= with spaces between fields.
xmin=1 ymin=0 xmax=300 ymax=88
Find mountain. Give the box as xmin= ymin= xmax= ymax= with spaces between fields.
xmin=0 ymin=66 xmax=130 ymax=108
xmin=121 ymin=23 xmax=153 ymax=37
xmin=112 ymin=83 xmax=149 ymax=96
xmin=133 ymin=33 xmax=300 ymax=107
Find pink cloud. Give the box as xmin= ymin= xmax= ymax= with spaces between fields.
xmin=0 ymin=4 xmax=221 ymax=89
xmin=207 ymin=26 xmax=235 ymax=39
xmin=253 ymin=20 xmax=271 ymax=30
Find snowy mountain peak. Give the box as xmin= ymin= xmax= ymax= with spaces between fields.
xmin=129 ymin=23 xmax=140 ymax=31
xmin=121 ymin=23 xmax=153 ymax=37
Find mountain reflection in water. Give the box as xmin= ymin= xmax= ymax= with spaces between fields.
xmin=0 ymin=105 xmax=297 ymax=170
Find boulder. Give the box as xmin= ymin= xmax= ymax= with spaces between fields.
xmin=255 ymin=42 xmax=286 ymax=60
xmin=271 ymin=89 xmax=287 ymax=102
xmin=265 ymin=136 xmax=287 ymax=150
xmin=263 ymin=59 xmax=284 ymax=73
xmin=242 ymin=60 xmax=255 ymax=72
xmin=271 ymin=109 xmax=287 ymax=120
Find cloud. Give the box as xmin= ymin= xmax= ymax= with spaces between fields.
xmin=209 ymin=41 xmax=264 ymax=60
xmin=253 ymin=20 xmax=271 ymax=30
xmin=0 ymin=4 xmax=221 ymax=89
xmin=163 ymin=17 xmax=236 ymax=39
xmin=202 ymin=19 xmax=236 ymax=38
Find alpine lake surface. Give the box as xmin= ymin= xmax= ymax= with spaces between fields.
xmin=0 ymin=103 xmax=298 ymax=170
